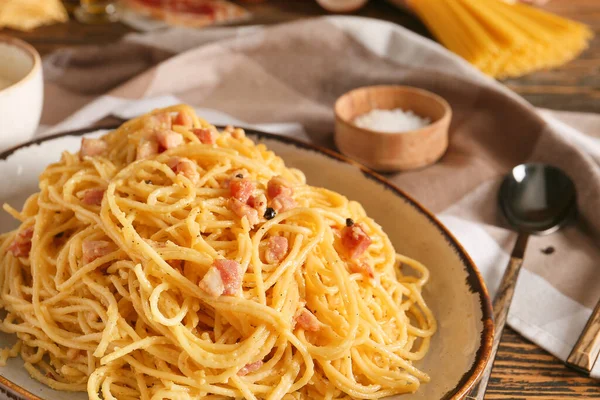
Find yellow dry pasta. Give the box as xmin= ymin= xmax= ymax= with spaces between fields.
xmin=408 ymin=0 xmax=593 ymax=78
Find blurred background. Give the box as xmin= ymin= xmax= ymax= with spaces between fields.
xmin=0 ymin=0 xmax=598 ymax=113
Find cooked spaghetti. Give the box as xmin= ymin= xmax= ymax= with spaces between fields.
xmin=0 ymin=105 xmax=436 ymax=400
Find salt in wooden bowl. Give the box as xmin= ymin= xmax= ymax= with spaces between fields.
xmin=334 ymin=85 xmax=452 ymax=172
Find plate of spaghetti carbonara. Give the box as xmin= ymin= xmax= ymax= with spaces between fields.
xmin=0 ymin=105 xmax=492 ymax=400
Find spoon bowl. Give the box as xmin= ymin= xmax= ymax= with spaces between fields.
xmin=499 ymin=163 xmax=576 ymax=235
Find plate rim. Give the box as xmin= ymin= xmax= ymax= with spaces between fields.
xmin=0 ymin=125 xmax=494 ymax=400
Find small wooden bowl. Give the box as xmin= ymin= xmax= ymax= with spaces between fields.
xmin=334 ymin=85 xmax=452 ymax=172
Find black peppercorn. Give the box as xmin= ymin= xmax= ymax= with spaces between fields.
xmin=235 ymin=173 xmax=243 ymax=178
xmin=346 ymin=218 xmax=354 ymax=227
xmin=264 ymin=207 xmax=276 ymax=220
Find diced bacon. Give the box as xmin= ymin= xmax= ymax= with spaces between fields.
xmin=213 ymin=259 xmax=242 ymax=296
xmin=229 ymin=178 xmax=255 ymax=203
xmin=155 ymin=130 xmax=183 ymax=150
xmin=8 ymin=226 xmax=34 ymax=258
xmin=199 ymin=266 xmax=224 ymax=298
xmin=270 ymin=195 xmax=296 ymax=213
xmin=349 ymin=259 xmax=374 ymax=278
xmin=237 ymin=360 xmax=263 ymax=376
xmin=136 ymin=139 xmax=159 ymax=160
xmin=144 ymin=112 xmax=171 ymax=130
xmin=267 ymin=176 xmax=293 ymax=200
xmin=80 ymin=138 xmax=107 ymax=158
xmin=173 ymin=111 xmax=193 ymax=128
xmin=220 ymin=170 xmax=249 ymax=189
xmin=82 ymin=240 xmax=115 ymax=265
xmin=341 ymin=224 xmax=372 ymax=259
xmin=228 ymin=198 xmax=260 ymax=227
xmin=192 ymin=128 xmax=215 ymax=145
xmin=167 ymin=157 xmax=199 ymax=184
xmin=295 ymin=308 xmax=320 ymax=332
xmin=248 ymin=194 xmax=267 ymax=217
xmin=265 ymin=236 xmax=288 ymax=264
xmin=82 ymin=189 xmax=105 ymax=206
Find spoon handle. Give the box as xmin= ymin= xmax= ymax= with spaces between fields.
xmin=467 ymin=233 xmax=529 ymax=400
xmin=566 ymin=300 xmax=600 ymax=373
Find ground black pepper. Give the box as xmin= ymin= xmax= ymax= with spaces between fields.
xmin=264 ymin=208 xmax=276 ymax=220
xmin=541 ymin=246 xmax=555 ymax=255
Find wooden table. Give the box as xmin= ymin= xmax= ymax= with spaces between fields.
xmin=4 ymin=0 xmax=600 ymax=398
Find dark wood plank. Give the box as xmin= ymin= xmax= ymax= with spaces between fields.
xmin=3 ymin=0 xmax=600 ymax=398
xmin=503 ymin=0 xmax=600 ymax=113
xmin=490 ymin=328 xmax=600 ymax=399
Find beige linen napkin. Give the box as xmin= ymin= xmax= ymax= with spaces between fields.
xmin=40 ymin=16 xmax=600 ymax=376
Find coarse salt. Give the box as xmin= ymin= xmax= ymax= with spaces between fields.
xmin=353 ymin=108 xmax=431 ymax=133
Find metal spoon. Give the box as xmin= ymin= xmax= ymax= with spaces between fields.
xmin=467 ymin=163 xmax=576 ymax=400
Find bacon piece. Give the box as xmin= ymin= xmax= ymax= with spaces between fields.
xmin=265 ymin=236 xmax=288 ymax=264
xmin=198 ymin=266 xmax=224 ymax=298
xmin=8 ymin=226 xmax=34 ymax=258
xmin=192 ymin=128 xmax=215 ymax=145
xmin=341 ymin=224 xmax=372 ymax=259
xmin=82 ymin=240 xmax=115 ymax=265
xmin=167 ymin=157 xmax=199 ymax=184
xmin=267 ymin=176 xmax=293 ymax=200
xmin=80 ymin=138 xmax=107 ymax=158
xmin=213 ymin=259 xmax=242 ymax=296
xmin=349 ymin=259 xmax=374 ymax=278
xmin=237 ymin=360 xmax=263 ymax=376
xmin=295 ymin=308 xmax=320 ymax=332
xmin=270 ymin=195 xmax=296 ymax=213
xmin=228 ymin=198 xmax=260 ymax=227
xmin=156 ymin=130 xmax=183 ymax=150
xmin=173 ymin=111 xmax=193 ymax=128
xmin=248 ymin=194 xmax=267 ymax=217
xmin=144 ymin=112 xmax=171 ymax=130
xmin=229 ymin=178 xmax=255 ymax=203
xmin=82 ymin=189 xmax=105 ymax=206
xmin=136 ymin=139 xmax=159 ymax=160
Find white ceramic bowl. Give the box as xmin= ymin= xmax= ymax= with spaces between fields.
xmin=0 ymin=127 xmax=493 ymax=400
xmin=0 ymin=36 xmax=43 ymax=151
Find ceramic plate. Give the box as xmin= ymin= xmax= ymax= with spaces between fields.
xmin=0 ymin=127 xmax=493 ymax=400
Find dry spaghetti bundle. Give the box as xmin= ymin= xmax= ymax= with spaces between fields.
xmin=404 ymin=0 xmax=592 ymax=78
xmin=0 ymin=105 xmax=436 ymax=399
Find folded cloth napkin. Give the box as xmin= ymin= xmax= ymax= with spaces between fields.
xmin=39 ymin=16 xmax=600 ymax=377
